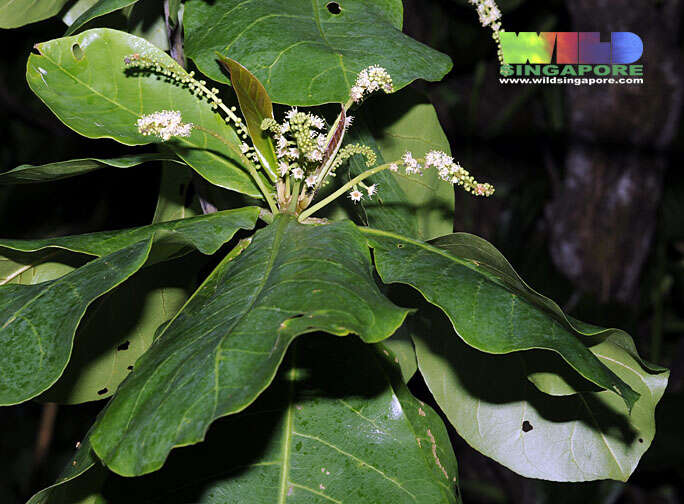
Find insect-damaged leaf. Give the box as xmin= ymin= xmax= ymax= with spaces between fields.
xmin=28 ymin=337 xmax=460 ymax=503
xmin=89 ymin=216 xmax=409 ymax=476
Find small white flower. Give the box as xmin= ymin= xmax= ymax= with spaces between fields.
xmin=240 ymin=142 xmax=250 ymax=154
xmin=317 ymin=135 xmax=328 ymax=150
xmin=366 ymin=184 xmax=378 ymax=198
xmin=291 ymin=167 xmax=304 ymax=180
xmin=280 ymin=122 xmax=290 ymax=133
xmin=309 ymin=114 xmax=325 ymax=130
xmin=350 ymin=86 xmax=364 ymax=102
xmin=307 ymin=149 xmax=323 ymax=162
xmin=305 ymin=174 xmax=317 ymax=188
xmin=278 ymin=161 xmax=290 ymax=177
xmin=287 ymin=148 xmax=300 ymax=159
xmin=389 ymin=163 xmax=399 ymax=172
xmin=285 ymin=108 xmax=298 ymax=120
xmin=277 ymin=135 xmax=288 ymax=151
xmin=348 ymin=189 xmax=363 ymax=203
xmin=344 ymin=115 xmax=354 ymax=130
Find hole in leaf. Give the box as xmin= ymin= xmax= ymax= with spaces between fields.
xmin=638 ymin=438 xmax=644 ymax=443
xmin=97 ymin=388 xmax=108 ymax=395
xmin=117 ymin=341 xmax=130 ymax=351
xmin=71 ymin=43 xmax=84 ymax=61
xmin=127 ymin=365 xmax=134 ymax=371
xmin=326 ymin=2 xmax=341 ymax=14
xmin=522 ymin=420 xmax=533 ymax=432
xmin=397 ymin=243 xmax=404 ymax=248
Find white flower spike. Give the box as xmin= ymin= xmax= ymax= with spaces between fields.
xmin=137 ymin=110 xmax=193 ymax=141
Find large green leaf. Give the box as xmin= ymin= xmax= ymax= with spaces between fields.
xmin=152 ymin=164 xmax=201 ymax=223
xmin=0 ymin=241 xmax=151 ymax=406
xmin=27 ymin=28 xmax=261 ymax=196
xmin=29 ymin=336 xmax=460 ymax=503
xmin=0 ymin=249 xmax=85 ymax=286
xmin=89 ymin=216 xmax=409 ymax=476
xmin=39 ymin=256 xmax=203 ymax=404
xmin=184 ymin=0 xmax=452 ymax=106
xmin=0 ymin=154 xmax=179 ymax=184
xmin=0 ymin=0 xmax=69 ymax=28
xmin=217 ymin=55 xmax=279 ymax=179
xmin=413 ymin=308 xmax=668 ymax=482
xmin=346 ymin=89 xmax=454 ymax=240
xmin=0 ymin=206 xmax=260 ymax=262
xmin=362 ymin=228 xmax=641 ymax=410
xmin=0 ymin=209 xmax=258 ymax=405
xmin=65 ymin=0 xmax=139 ymax=35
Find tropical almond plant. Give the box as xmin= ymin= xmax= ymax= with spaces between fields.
xmin=0 ymin=0 xmax=668 ymax=502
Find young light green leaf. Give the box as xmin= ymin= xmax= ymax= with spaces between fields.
xmin=29 ymin=336 xmax=460 ymax=503
xmin=184 ymin=0 xmax=452 ymax=105
xmin=0 ymin=154 xmax=180 ymax=184
xmin=65 ymin=0 xmax=139 ymax=35
xmin=413 ymin=309 xmax=668 ymax=482
xmin=0 ymin=0 xmax=69 ymax=28
xmin=89 ymin=216 xmax=409 ymax=476
xmin=217 ymin=55 xmax=279 ymax=180
xmin=362 ymin=228 xmax=641 ymax=411
xmin=27 ymin=28 xmax=261 ymax=196
xmin=0 ymin=241 xmax=151 ymax=406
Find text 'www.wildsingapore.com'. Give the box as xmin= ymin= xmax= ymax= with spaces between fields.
xmin=498 ymin=32 xmax=645 ymax=86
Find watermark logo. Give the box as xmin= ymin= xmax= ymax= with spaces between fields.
xmin=498 ymin=32 xmax=644 ymax=85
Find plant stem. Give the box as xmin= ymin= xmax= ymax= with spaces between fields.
xmin=298 ymin=162 xmax=391 ymax=221
xmin=193 ymin=125 xmax=278 ymax=214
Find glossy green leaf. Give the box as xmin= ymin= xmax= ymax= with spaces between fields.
xmin=362 ymin=228 xmax=641 ymax=410
xmin=413 ymin=309 xmax=668 ymax=481
xmin=39 ymin=256 xmax=203 ymax=404
xmin=184 ymin=0 xmax=452 ymax=105
xmin=89 ymin=216 xmax=409 ymax=476
xmin=0 ymin=0 xmax=69 ymax=28
xmin=0 ymin=241 xmax=151 ymax=406
xmin=217 ymin=55 xmax=279 ymax=179
xmin=0 ymin=209 xmax=258 ymax=405
xmin=0 ymin=154 xmax=179 ymax=184
xmin=0 ymin=206 xmax=260 ymax=262
xmin=345 ymin=89 xmax=454 ymax=240
xmin=0 ymin=248 xmax=85 ymax=286
xmin=65 ymin=0 xmax=139 ymax=35
xmin=152 ymin=164 xmax=201 ymax=223
xmin=29 ymin=336 xmax=460 ymax=503
xmin=27 ymin=28 xmax=262 ymax=196
xmin=383 ymin=324 xmax=418 ymax=383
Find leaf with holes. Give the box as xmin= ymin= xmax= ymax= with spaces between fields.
xmin=29 ymin=336 xmax=461 ymax=503
xmin=184 ymin=0 xmax=452 ymax=105
xmin=88 ymin=216 xmax=409 ymax=476
xmin=218 ymin=55 xmax=279 ymax=180
xmin=0 ymin=154 xmax=180 ymax=184
xmin=413 ymin=307 xmax=667 ymax=481
xmin=0 ymin=0 xmax=70 ymax=28
xmin=39 ymin=255 xmax=204 ymax=404
xmin=0 ymin=241 xmax=151 ymax=406
xmin=27 ymin=28 xmax=262 ymax=196
xmin=363 ymin=228 xmax=643 ymax=411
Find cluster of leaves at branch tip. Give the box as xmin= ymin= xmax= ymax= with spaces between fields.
xmin=125 ymin=53 xmax=494 ymax=219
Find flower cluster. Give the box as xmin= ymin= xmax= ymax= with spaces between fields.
xmin=137 ymin=110 xmax=193 ymax=141
xmin=262 ymin=108 xmax=328 ymax=184
xmin=401 ymin=150 xmax=495 ymax=197
xmin=350 ymin=66 xmax=394 ymax=103
xmin=468 ymin=0 xmax=505 ymax=64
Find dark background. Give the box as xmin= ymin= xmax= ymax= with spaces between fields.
xmin=1 ymin=0 xmax=683 ymax=502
